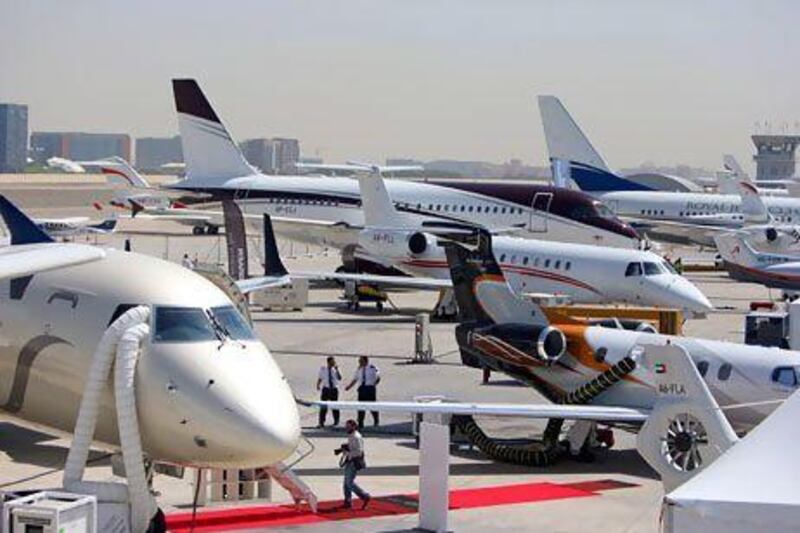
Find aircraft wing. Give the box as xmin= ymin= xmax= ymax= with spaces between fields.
xmin=236 ymin=271 xmax=449 ymax=295
xmin=133 ymin=208 xmax=218 ymax=226
xmin=305 ymin=399 xmax=649 ymax=423
xmin=291 ymin=270 xmax=450 ymax=290
xmin=0 ymin=243 xmax=105 ymax=280
xmin=263 ymin=216 xmax=361 ymax=248
xmin=235 ymin=274 xmax=293 ymax=294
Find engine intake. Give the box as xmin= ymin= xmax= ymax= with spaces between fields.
xmin=536 ymin=326 xmax=567 ymax=363
xmin=408 ymin=232 xmax=428 ymax=255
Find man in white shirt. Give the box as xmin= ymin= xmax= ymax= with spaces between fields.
xmin=345 ymin=356 xmax=381 ymax=429
xmin=335 ymin=419 xmax=371 ymax=509
xmin=316 ymin=356 xmax=342 ymax=428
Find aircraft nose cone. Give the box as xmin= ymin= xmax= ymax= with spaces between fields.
xmin=649 ymin=276 xmax=713 ymax=315
xmin=137 ymin=341 xmax=300 ymax=468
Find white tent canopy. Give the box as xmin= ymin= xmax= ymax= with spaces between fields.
xmin=665 ymin=390 xmax=800 ymax=532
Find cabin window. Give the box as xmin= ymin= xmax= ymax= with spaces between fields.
xmin=544 ymin=259 xmax=551 ymax=268
xmin=717 ymin=363 xmax=732 ymax=381
xmin=523 ymin=256 xmax=529 ymax=265
xmin=469 ymin=206 xmax=474 ymax=212
xmin=475 ymin=206 xmax=481 ymax=213
xmin=436 ymin=204 xmax=441 ymax=211
xmin=510 ymin=255 xmax=517 ymax=264
xmin=625 ymin=262 xmax=643 ymax=277
xmin=460 ymin=205 xmax=466 ymax=212
xmin=696 ymin=361 xmax=709 ymax=377
xmin=565 ymin=261 xmax=571 ymax=271
xmin=554 ymin=260 xmax=561 ymax=269
xmin=533 ymin=257 xmax=540 ymax=267
xmin=501 ymin=207 xmax=507 ymax=214
xmin=493 ymin=207 xmax=499 ymax=213
xmin=499 ymin=254 xmax=506 ymax=262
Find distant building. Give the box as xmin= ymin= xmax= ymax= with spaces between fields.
xmin=135 ymin=136 xmax=182 ymax=170
xmin=240 ymin=138 xmax=275 ymax=173
xmin=299 ymin=156 xmax=323 ymax=165
xmin=31 ymin=132 xmax=131 ymax=163
xmin=752 ymin=134 xmax=800 ymax=181
xmin=0 ymin=104 xmax=28 ymax=172
xmin=273 ymin=138 xmax=300 ymax=174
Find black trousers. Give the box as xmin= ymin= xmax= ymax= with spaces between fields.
xmin=319 ymin=387 xmax=339 ymax=426
xmin=357 ymin=385 xmax=379 ymax=427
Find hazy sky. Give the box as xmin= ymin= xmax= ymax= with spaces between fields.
xmin=1 ymin=1 xmax=797 ymax=171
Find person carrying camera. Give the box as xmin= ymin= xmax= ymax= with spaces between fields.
xmin=335 ymin=419 xmax=371 ymax=509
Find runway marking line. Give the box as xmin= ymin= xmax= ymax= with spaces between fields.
xmin=165 ymin=478 xmax=638 ymax=532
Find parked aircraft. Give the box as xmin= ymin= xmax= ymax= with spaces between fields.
xmin=350 ymin=170 xmax=712 ymax=315
xmin=0 ymin=196 xmax=301 ymax=527
xmin=163 ymin=79 xmax=640 ymax=252
xmin=315 ymin=228 xmax=800 ymax=466
xmin=538 ymin=95 xmax=800 ymax=243
xmin=715 ymin=232 xmax=800 ymax=291
xmin=33 ymin=213 xmax=117 ymax=238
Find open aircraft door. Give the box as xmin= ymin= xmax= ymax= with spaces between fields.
xmin=529 ymin=192 xmax=553 ymax=232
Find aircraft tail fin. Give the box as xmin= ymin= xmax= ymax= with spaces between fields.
xmin=736 ymin=180 xmax=771 ymax=224
xmin=713 ymin=233 xmax=760 ymax=267
xmin=356 ymin=171 xmax=411 ymax=228
xmin=443 ymin=230 xmax=546 ymax=326
xmin=722 ymin=154 xmax=749 ymax=180
xmin=538 ymin=96 xmax=651 ymax=192
xmin=0 ymin=195 xmax=54 ymax=245
xmin=636 ymin=343 xmax=738 ymax=492
xmin=262 ymin=214 xmax=289 ymax=277
xmin=99 ymin=157 xmax=151 ymax=188
xmin=172 ymin=79 xmax=255 ymax=182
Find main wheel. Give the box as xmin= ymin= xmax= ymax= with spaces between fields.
xmin=192 ymin=226 xmax=205 ymax=235
xmin=207 ymin=225 xmax=220 ymax=235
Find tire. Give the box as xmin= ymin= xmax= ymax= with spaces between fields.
xmin=192 ymin=226 xmax=205 ymax=236
xmin=207 ymin=225 xmax=220 ymax=235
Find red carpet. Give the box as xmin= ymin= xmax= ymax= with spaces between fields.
xmin=166 ymin=478 xmax=637 ymax=532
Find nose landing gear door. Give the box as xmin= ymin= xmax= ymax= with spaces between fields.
xmin=529 ymin=192 xmax=553 ymax=233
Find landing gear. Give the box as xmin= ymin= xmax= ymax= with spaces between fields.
xmin=192 ymin=226 xmax=205 ymax=236
xmin=147 ymin=508 xmax=167 ymax=533
xmin=207 ymin=225 xmax=220 ymax=235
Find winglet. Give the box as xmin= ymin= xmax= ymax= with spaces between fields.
xmin=99 ymin=156 xmax=151 ymax=188
xmin=263 ymin=214 xmax=289 ymax=277
xmin=636 ymin=342 xmax=738 ymax=492
xmin=0 ymin=195 xmax=54 ymax=245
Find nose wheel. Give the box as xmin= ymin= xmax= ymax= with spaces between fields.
xmin=661 ymin=413 xmax=708 ymax=472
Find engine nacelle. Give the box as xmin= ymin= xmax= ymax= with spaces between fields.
xmin=765 ymin=227 xmax=779 ymax=242
xmin=358 ymin=228 xmax=437 ymax=259
xmin=466 ymin=323 xmax=567 ymax=366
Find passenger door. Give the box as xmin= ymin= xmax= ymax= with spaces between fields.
xmin=529 ymin=192 xmax=553 ymax=232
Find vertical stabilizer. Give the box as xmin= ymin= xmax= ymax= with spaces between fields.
xmin=636 ymin=343 xmax=738 ymax=492
xmin=0 ymin=196 xmax=54 ymax=244
xmin=723 ymin=154 xmax=750 ymax=180
xmin=736 ymin=181 xmax=771 ymax=224
xmin=262 ymin=214 xmax=289 ymax=277
xmin=713 ymin=233 xmax=760 ymax=267
xmin=172 ymin=79 xmax=255 ymax=181
xmin=538 ymin=96 xmax=651 ymax=192
xmin=356 ymin=172 xmax=411 ymax=228
xmin=443 ymin=230 xmax=546 ymax=326
xmin=99 ymin=157 xmax=151 ymax=188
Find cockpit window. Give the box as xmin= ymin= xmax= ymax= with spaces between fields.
xmin=210 ymin=305 xmax=255 ymax=340
xmin=625 ymin=262 xmax=642 ymax=277
xmin=771 ymin=366 xmax=799 ymax=387
xmin=154 ymin=306 xmax=217 ymax=343
xmin=643 ymin=262 xmax=664 ymax=276
xmin=593 ymin=201 xmax=616 ymax=219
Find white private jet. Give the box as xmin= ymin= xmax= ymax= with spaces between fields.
xmin=349 ymin=169 xmax=712 ymax=315
xmin=538 ymin=95 xmax=800 ymax=244
xmin=160 ymin=79 xmax=641 ymax=251
xmin=0 ymin=196 xmax=300 ymax=530
xmin=33 ymin=213 xmax=117 ymax=238
xmin=715 ymin=232 xmax=800 ymax=291
xmin=312 ymin=228 xmax=800 ymax=467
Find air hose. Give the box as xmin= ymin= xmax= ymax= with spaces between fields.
xmin=62 ymin=305 xmax=159 ymax=532
xmin=452 ymin=355 xmax=637 ymax=466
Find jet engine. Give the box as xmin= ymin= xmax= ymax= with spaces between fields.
xmin=462 ymin=323 xmax=568 ymax=366
xmin=358 ymin=228 xmax=438 ymax=259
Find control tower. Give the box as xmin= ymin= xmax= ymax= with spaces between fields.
xmin=752 ymin=134 xmax=800 ymax=181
